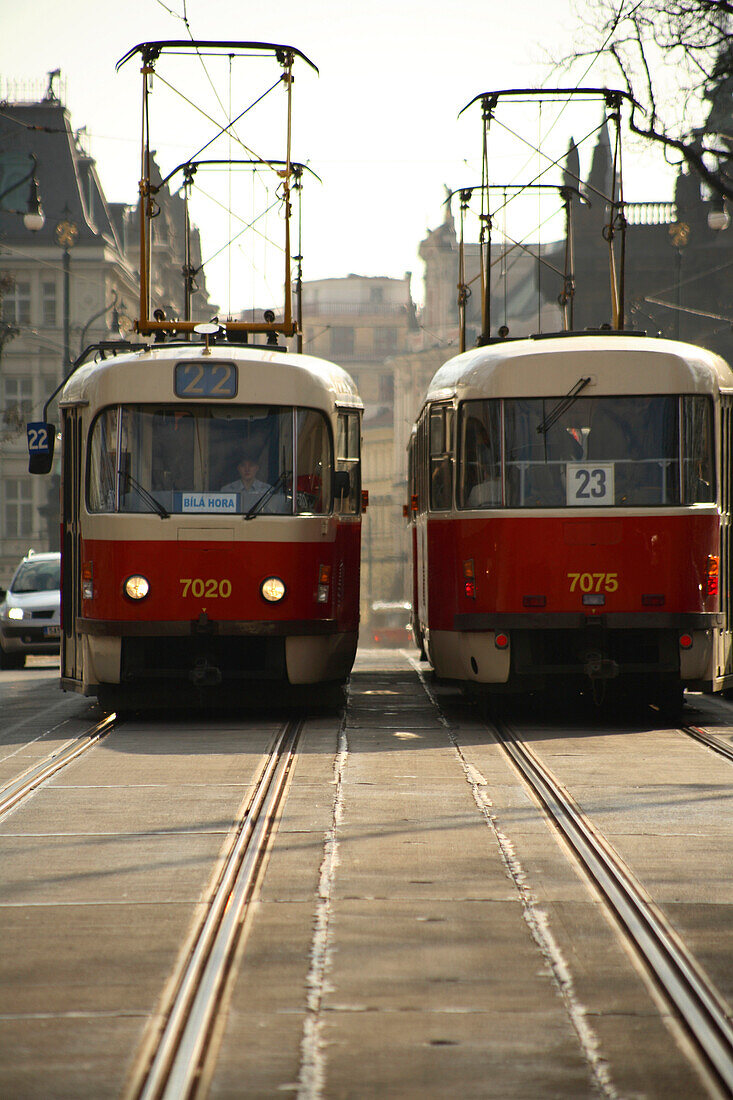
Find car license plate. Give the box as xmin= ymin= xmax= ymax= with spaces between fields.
xmin=44 ymin=626 xmax=61 ymax=638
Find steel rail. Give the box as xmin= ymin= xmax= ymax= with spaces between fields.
xmin=682 ymin=725 xmax=733 ymax=765
xmin=491 ymin=718 xmax=733 ymax=1096
xmin=134 ymin=718 xmax=302 ymax=1100
xmin=0 ymin=713 xmax=116 ymax=818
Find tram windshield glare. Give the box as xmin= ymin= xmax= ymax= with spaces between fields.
xmin=87 ymin=405 xmax=333 ymax=516
xmin=458 ymin=395 xmax=714 ymax=509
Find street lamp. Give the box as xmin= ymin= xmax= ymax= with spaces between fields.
xmin=0 ymin=154 xmax=45 ymax=231
xmin=669 ymin=221 xmax=690 ymax=341
xmin=54 ymin=210 xmax=79 ymax=368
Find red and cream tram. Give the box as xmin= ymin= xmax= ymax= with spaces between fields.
xmin=408 ymin=332 xmax=733 ymax=708
xmin=55 ymin=339 xmax=363 ymax=709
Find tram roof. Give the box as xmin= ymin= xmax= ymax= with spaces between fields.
xmin=59 ymin=343 xmax=363 ymax=411
xmin=423 ymin=333 xmax=733 ymax=405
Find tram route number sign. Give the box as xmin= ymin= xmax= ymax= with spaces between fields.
xmin=27 ymin=420 xmax=55 ymax=475
xmin=566 ymin=462 xmax=614 ymax=507
xmin=174 ymin=361 xmax=237 ymax=399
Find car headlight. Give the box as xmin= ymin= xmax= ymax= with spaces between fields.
xmin=124 ymin=575 xmax=150 ymax=601
xmin=260 ymin=577 xmax=286 ymax=603
xmin=7 ymin=607 xmax=25 ymax=620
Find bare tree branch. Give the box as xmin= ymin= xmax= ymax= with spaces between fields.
xmin=560 ymin=0 xmax=733 ymax=197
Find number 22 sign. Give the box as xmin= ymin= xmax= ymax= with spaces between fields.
xmin=566 ymin=463 xmax=614 ymax=506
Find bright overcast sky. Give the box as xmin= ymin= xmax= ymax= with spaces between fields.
xmin=1 ymin=0 xmax=677 ymax=312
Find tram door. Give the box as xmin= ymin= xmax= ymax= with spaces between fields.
xmin=61 ymin=409 xmax=83 ymax=683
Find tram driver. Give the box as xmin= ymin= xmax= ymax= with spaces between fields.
xmin=222 ymin=441 xmax=269 ymax=493
xmin=217 ymin=437 xmax=286 ymax=510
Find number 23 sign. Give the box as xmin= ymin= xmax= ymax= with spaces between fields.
xmin=566 ymin=463 xmax=614 ymax=506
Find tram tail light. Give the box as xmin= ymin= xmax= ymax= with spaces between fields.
xmin=523 ymin=595 xmax=546 ymax=608
xmin=494 ymin=632 xmax=509 ymax=650
xmin=462 ymin=559 xmax=476 ymax=599
xmin=642 ymin=594 xmax=665 ymax=607
xmin=317 ymin=563 xmax=331 ymax=604
xmin=82 ymin=561 xmax=94 ymax=600
xmin=707 ymin=554 xmax=719 ymax=596
xmin=679 ymin=633 xmax=694 ymax=650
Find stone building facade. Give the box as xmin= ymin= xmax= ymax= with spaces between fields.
xmin=299 ymin=274 xmax=418 ymax=621
xmin=0 ymin=85 xmax=214 ymax=582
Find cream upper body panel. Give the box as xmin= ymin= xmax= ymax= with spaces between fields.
xmin=59 ymin=344 xmax=363 ymax=413
xmin=424 ymin=335 xmax=733 ymax=406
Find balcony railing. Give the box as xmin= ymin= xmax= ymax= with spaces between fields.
xmin=624 ymin=202 xmax=677 ymax=226
xmin=302 ymin=301 xmax=406 ymax=317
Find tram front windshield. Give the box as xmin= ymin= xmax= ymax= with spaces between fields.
xmin=458 ymin=395 xmax=714 ymax=508
xmin=87 ymin=405 xmax=333 ymax=516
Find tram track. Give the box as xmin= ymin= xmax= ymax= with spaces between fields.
xmin=127 ymin=717 xmax=303 ymax=1100
xmin=482 ymin=714 xmax=733 ymax=1097
xmin=682 ymin=724 xmax=733 ymax=764
xmin=0 ymin=712 xmax=116 ymax=819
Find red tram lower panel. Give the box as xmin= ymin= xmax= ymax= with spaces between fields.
xmin=421 ymin=512 xmax=722 ymax=692
xmin=64 ymin=526 xmax=361 ymax=697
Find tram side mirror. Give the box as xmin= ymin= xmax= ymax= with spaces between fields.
xmin=27 ymin=422 xmax=55 ymax=475
xmin=334 ymin=470 xmax=351 ymax=497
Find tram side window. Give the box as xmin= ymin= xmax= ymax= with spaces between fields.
xmin=407 ymin=432 xmax=416 ymax=515
xmin=583 ymin=396 xmax=679 ymax=506
xmin=87 ymin=404 xmax=295 ymax=515
xmin=87 ymin=408 xmax=118 ymax=512
xmin=150 ymin=411 xmax=195 ymax=491
xmin=335 ymin=411 xmax=361 ymax=514
xmin=295 ymin=409 xmax=332 ymax=514
xmin=429 ymin=406 xmax=454 ymax=510
xmin=456 ymin=395 xmax=685 ymax=509
xmin=682 ymin=395 xmax=715 ymax=503
xmin=504 ymin=398 xmax=577 ymax=507
xmin=459 ymin=401 xmax=501 ymax=508
xmin=216 ymin=408 xmax=293 ymax=514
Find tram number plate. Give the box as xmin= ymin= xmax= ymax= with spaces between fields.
xmin=180 ymin=578 xmax=232 ymax=598
xmin=567 ymin=572 xmax=618 ymax=593
xmin=566 ymin=463 xmax=614 ymax=506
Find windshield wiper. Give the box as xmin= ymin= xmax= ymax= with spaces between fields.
xmin=536 ymin=376 xmax=591 ymax=435
xmin=121 ymin=472 xmax=170 ymax=518
xmin=244 ymin=469 xmax=290 ymax=520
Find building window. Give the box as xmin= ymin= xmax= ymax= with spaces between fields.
xmin=42 ymin=281 xmax=57 ymax=326
xmin=3 ymin=280 xmax=31 ymax=325
xmin=374 ymin=327 xmax=398 ymax=356
xmin=3 ymin=376 xmax=33 ymax=415
xmin=379 ymin=373 xmax=395 ymax=404
xmin=4 ymin=478 xmax=33 ymax=537
xmin=331 ymin=326 xmax=354 ymax=358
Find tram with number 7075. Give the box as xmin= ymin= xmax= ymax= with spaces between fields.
xmin=407 ymin=331 xmax=733 ymax=711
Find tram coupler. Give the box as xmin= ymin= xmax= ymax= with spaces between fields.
xmin=582 ymin=650 xmax=618 ymax=680
xmin=189 ymin=657 xmax=222 ymax=687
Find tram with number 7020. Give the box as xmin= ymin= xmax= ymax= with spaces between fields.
xmin=45 ymin=336 xmax=363 ymax=710
xmin=25 ymin=39 xmax=366 ymax=710
xmin=407 ymin=331 xmax=733 ymax=710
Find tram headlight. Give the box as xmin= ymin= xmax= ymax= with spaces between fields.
xmin=124 ymin=574 xmax=150 ymax=601
xmin=261 ymin=576 xmax=286 ymax=603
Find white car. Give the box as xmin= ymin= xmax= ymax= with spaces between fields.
xmin=0 ymin=550 xmax=61 ymax=669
